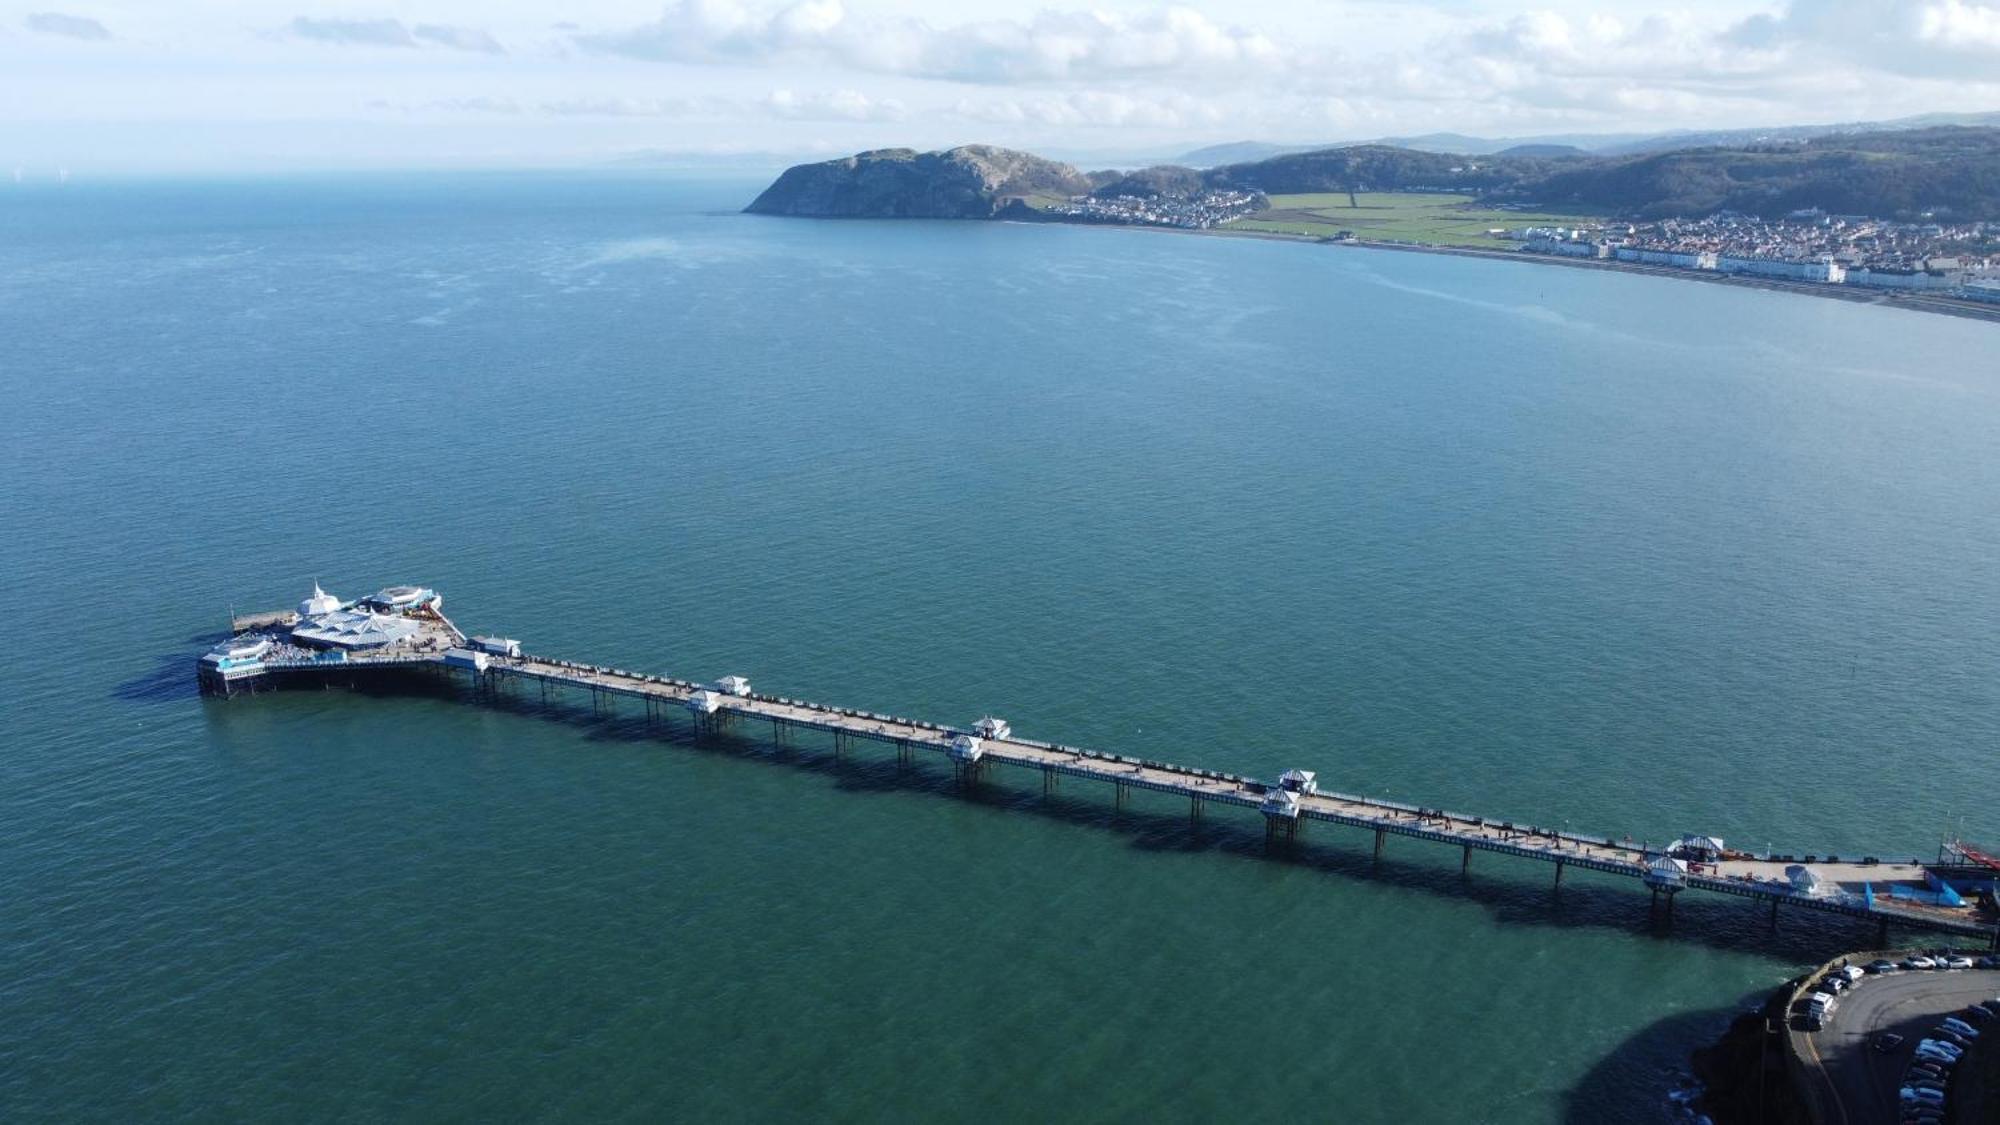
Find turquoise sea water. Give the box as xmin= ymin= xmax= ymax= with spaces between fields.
xmin=2 ymin=173 xmax=1997 ymax=1122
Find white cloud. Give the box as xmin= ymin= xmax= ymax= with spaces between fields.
xmin=583 ymin=1 xmax=1284 ymax=84
xmin=370 ymin=89 xmax=904 ymax=124
xmin=287 ymin=17 xmax=416 ymax=47
xmin=9 ymin=0 xmax=2000 ymax=172
xmin=25 ymin=11 xmax=111 ymax=41
xmin=950 ymin=90 xmax=1221 ymax=129
xmin=765 ymin=88 xmax=906 ymax=121
xmin=287 ymin=16 xmax=504 ymax=54
xmin=413 ymin=24 xmax=505 ymax=55
xmin=1727 ymin=0 xmax=2000 ymax=76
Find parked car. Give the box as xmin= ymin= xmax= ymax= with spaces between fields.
xmin=1942 ymin=1017 xmax=1979 ymax=1038
xmin=1946 ymin=956 xmax=1975 ymax=970
xmin=1905 ymin=956 xmax=1939 ymax=970
xmin=1935 ymin=1029 xmax=1973 ymax=1051
xmin=1869 ymin=959 xmax=1899 ymax=974
xmin=1919 ymin=1038 xmax=1963 ymax=1059
xmin=1976 ymin=955 xmax=2000 ymax=969
xmin=1960 ymin=1005 xmax=1995 ymax=1023
xmin=1877 ymin=1032 xmax=1907 ymax=1053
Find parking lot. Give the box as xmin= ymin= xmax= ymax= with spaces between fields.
xmin=1796 ymin=965 xmax=1999 ymax=1123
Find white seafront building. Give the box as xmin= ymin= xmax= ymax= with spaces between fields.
xmin=1616 ymin=247 xmax=1720 ymax=271
xmin=1716 ymin=255 xmax=1847 ymax=283
xmin=1524 ymin=235 xmax=1614 ymax=259
xmin=1848 ymin=264 xmax=1964 ymax=290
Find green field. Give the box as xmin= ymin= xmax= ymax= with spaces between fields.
xmin=1227 ymin=192 xmax=1604 ymax=248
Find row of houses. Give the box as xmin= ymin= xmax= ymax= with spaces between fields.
xmin=1522 ymin=234 xmax=1982 ymax=292
xmin=1049 ymin=190 xmax=1263 ymax=230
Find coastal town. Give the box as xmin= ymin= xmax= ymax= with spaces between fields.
xmin=1040 ymin=188 xmax=1265 ymax=229
xmin=1513 ymin=211 xmax=2000 ymax=301
xmin=1029 ymin=183 xmax=2000 ymax=305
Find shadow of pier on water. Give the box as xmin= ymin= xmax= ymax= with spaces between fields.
xmin=196 ymin=666 xmax=1911 ymax=968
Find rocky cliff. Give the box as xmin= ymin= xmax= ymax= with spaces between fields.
xmin=744 ymin=145 xmax=1097 ymax=218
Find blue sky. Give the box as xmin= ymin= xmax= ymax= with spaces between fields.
xmin=7 ymin=1 xmax=2000 ymax=172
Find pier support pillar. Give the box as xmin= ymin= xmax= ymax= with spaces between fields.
xmin=1770 ymin=898 xmax=1780 ymax=929
xmin=1553 ymin=860 xmax=1565 ymax=892
xmin=1190 ymin=794 xmax=1204 ymax=825
xmin=1264 ymin=815 xmax=1299 ymax=851
xmin=1461 ymin=844 xmax=1472 ymax=875
xmin=1373 ymin=828 xmax=1385 ymax=863
xmin=1115 ymin=782 xmax=1128 ymax=812
xmin=1042 ymin=766 xmax=1055 ymax=796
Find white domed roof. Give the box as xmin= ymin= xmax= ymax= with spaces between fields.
xmin=298 ymin=583 xmax=341 ymax=618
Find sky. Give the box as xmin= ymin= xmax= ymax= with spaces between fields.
xmin=5 ymin=0 xmax=2000 ymax=172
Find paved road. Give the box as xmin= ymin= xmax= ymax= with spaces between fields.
xmin=1798 ymin=967 xmax=2000 ymax=1124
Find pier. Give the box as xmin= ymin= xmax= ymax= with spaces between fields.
xmin=200 ymin=583 xmax=2000 ymax=947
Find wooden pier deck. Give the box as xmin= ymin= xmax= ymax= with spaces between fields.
xmin=460 ymin=649 xmax=1999 ymax=946
xmin=198 ymin=589 xmax=1999 ymax=948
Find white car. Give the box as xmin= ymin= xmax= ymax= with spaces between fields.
xmin=1946 ymin=956 xmax=1975 ymax=970
xmin=1905 ymin=956 xmax=1939 ymax=970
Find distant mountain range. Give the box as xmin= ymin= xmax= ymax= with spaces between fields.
xmin=749 ymin=126 xmax=2000 ymax=224
xmin=1176 ymin=111 xmax=2000 ymax=166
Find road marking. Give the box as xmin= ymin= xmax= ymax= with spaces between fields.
xmin=1801 ymin=1018 xmax=1850 ymax=1125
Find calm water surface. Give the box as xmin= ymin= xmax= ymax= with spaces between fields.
xmin=2 ymin=173 xmax=1998 ymax=1122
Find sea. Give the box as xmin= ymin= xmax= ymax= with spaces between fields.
xmin=2 ymin=172 xmax=1997 ymax=1123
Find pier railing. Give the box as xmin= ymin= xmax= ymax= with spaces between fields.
xmin=207 ymin=640 xmax=2000 ymax=947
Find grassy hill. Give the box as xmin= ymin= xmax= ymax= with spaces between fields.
xmin=1522 ymin=127 xmax=2000 ymax=219
xmin=1177 ymin=128 xmax=2000 ymax=221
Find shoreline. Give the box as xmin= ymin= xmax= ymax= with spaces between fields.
xmin=1336 ymin=237 xmax=2000 ymax=325
xmin=1007 ymin=215 xmax=2000 ymax=325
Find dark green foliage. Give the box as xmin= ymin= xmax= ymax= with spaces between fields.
xmin=1200 ymin=128 xmax=2000 ymax=220
xmin=1206 ymin=145 xmax=1535 ymax=194
xmin=1088 ymin=165 xmax=1209 ymax=198
xmin=1519 ymin=127 xmax=2000 ymax=219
